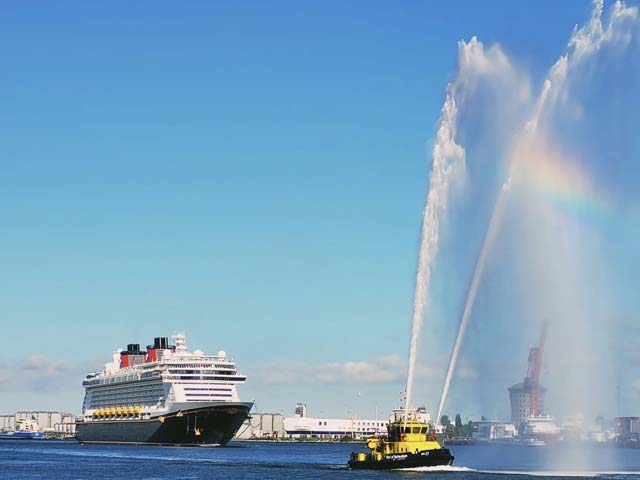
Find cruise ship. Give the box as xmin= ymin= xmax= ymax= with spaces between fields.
xmin=75 ymin=333 xmax=252 ymax=445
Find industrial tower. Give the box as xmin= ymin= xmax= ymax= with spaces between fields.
xmin=508 ymin=321 xmax=548 ymax=426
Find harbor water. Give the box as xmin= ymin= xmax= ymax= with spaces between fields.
xmin=3 ymin=440 xmax=640 ymax=480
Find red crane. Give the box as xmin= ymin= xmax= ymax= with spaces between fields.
xmin=526 ymin=321 xmax=548 ymax=417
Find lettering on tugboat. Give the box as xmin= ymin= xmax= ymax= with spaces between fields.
xmin=385 ymin=454 xmax=408 ymax=460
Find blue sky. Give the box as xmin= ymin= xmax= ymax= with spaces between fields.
xmin=1 ymin=1 xmax=638 ymax=421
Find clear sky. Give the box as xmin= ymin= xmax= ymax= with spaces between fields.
xmin=1 ymin=1 xmax=638 ymax=421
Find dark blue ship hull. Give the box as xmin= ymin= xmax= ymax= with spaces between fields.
xmin=75 ymin=403 xmax=250 ymax=446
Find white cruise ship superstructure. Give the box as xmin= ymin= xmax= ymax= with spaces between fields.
xmin=75 ymin=333 xmax=252 ymax=445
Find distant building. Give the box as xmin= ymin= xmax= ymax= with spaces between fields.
xmin=521 ymin=415 xmax=559 ymax=438
xmin=0 ymin=411 xmax=76 ymax=435
xmin=283 ymin=404 xmax=389 ymax=440
xmin=510 ymin=323 xmax=549 ymax=429
xmin=587 ymin=431 xmax=606 ymax=443
xmin=472 ymin=421 xmax=517 ymax=441
xmin=0 ymin=415 xmax=15 ymax=432
xmin=614 ymin=417 xmax=640 ymax=435
xmin=294 ymin=403 xmax=307 ymax=418
xmin=508 ymin=382 xmax=546 ymax=427
xmin=234 ymin=412 xmax=285 ymax=439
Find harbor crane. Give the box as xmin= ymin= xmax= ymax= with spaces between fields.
xmin=525 ymin=320 xmax=548 ymax=417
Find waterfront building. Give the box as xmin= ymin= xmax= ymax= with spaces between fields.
xmin=234 ymin=413 xmax=285 ymax=439
xmin=522 ymin=415 xmax=559 ymax=437
xmin=472 ymin=421 xmax=517 ymax=441
xmin=283 ymin=403 xmax=389 ymax=440
xmin=0 ymin=411 xmax=75 ymax=434
xmin=508 ymin=381 xmax=546 ymax=427
xmin=614 ymin=416 xmax=640 ymax=435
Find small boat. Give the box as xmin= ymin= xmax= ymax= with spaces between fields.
xmin=522 ymin=438 xmax=546 ymax=447
xmin=348 ymin=414 xmax=454 ymax=470
xmin=0 ymin=417 xmax=45 ymax=440
xmin=0 ymin=430 xmax=45 ymax=440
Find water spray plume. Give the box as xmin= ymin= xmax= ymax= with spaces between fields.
xmin=402 ymin=36 xmax=519 ymax=421
xmin=434 ymin=0 xmax=638 ymax=424
xmin=436 ymin=188 xmax=508 ymax=423
xmin=403 ymin=90 xmax=464 ymax=421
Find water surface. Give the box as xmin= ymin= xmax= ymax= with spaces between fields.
xmin=2 ymin=440 xmax=640 ymax=479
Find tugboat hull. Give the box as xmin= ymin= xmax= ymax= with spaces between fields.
xmin=348 ymin=448 xmax=454 ymax=470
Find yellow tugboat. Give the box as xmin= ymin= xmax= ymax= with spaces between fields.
xmin=348 ymin=412 xmax=454 ymax=470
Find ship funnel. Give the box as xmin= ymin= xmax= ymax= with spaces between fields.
xmin=153 ymin=337 xmax=169 ymax=349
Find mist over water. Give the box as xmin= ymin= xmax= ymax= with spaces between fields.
xmin=405 ymin=0 xmax=640 ymax=443
xmin=436 ymin=0 xmax=640 ymax=424
xmin=436 ymin=185 xmax=508 ymax=424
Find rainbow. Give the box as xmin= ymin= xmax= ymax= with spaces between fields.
xmin=510 ymin=138 xmax=612 ymax=223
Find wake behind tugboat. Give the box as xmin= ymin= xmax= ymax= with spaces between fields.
xmin=348 ymin=409 xmax=454 ymax=470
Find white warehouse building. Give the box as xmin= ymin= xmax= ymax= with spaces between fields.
xmin=234 ymin=412 xmax=285 ymax=439
xmin=283 ymin=403 xmax=389 ymax=440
